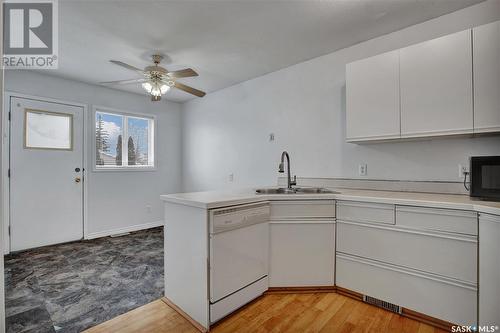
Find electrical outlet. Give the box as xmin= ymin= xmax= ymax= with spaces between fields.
xmin=228 ymin=173 xmax=234 ymax=182
xmin=458 ymin=164 xmax=469 ymax=179
xmin=269 ymin=133 xmax=275 ymax=142
xmin=146 ymin=205 xmax=152 ymax=213
xmin=358 ymin=164 xmax=368 ymax=176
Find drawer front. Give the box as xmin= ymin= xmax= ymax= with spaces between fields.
xmin=270 ymin=200 xmax=335 ymax=219
xmin=337 ymin=201 xmax=394 ymax=225
xmin=396 ymin=206 xmax=478 ymax=235
xmin=336 ymin=254 xmax=477 ymax=326
xmin=210 ymin=276 xmax=268 ymax=324
xmin=337 ymin=221 xmax=477 ymax=283
xmin=269 ymin=221 xmax=335 ymax=287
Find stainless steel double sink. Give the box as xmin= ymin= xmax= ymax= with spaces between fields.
xmin=255 ymin=187 xmax=338 ymax=195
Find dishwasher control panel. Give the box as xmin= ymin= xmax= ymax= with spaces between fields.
xmin=210 ymin=202 xmax=270 ymax=234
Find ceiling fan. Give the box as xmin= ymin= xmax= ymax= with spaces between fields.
xmin=100 ymin=54 xmax=206 ymax=101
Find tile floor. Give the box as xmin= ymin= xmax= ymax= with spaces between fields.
xmin=4 ymin=227 xmax=164 ymax=333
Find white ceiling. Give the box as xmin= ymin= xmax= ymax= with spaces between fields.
xmin=48 ymin=0 xmax=483 ymax=103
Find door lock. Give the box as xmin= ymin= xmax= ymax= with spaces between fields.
xmin=75 ymin=177 xmax=81 ymax=183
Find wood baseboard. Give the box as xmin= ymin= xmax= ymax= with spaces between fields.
xmin=336 ymin=286 xmax=364 ymax=301
xmin=266 ymin=286 xmax=337 ymax=294
xmin=161 ymin=297 xmax=207 ymax=333
xmin=402 ymin=308 xmax=455 ymax=332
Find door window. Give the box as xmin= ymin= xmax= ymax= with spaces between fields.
xmin=24 ymin=109 xmax=73 ymax=150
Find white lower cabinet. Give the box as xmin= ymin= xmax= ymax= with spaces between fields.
xmin=336 ymin=201 xmax=478 ymax=326
xmin=336 ymin=254 xmax=477 ymax=326
xmin=269 ymin=200 xmax=336 ymax=287
xmin=479 ymin=213 xmax=500 ymax=326
xmin=269 ymin=220 xmax=335 ymax=287
xmin=337 ymin=221 xmax=477 ymax=283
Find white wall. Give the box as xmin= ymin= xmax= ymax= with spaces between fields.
xmin=4 ymin=71 xmax=182 ymax=238
xmin=181 ymin=0 xmax=500 ymax=192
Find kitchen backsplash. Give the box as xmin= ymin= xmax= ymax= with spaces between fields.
xmin=277 ymin=177 xmax=469 ymax=195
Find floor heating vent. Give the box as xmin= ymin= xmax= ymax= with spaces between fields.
xmin=362 ymin=295 xmax=402 ymax=314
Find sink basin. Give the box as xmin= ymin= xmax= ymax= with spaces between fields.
xmin=255 ymin=188 xmax=296 ymax=194
xmin=255 ymin=187 xmax=338 ymax=195
xmin=294 ymin=187 xmax=338 ymax=194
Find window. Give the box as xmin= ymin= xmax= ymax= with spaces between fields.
xmin=95 ymin=109 xmax=155 ymax=169
xmin=25 ymin=109 xmax=73 ymax=150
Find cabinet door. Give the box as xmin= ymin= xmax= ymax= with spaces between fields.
xmin=346 ymin=50 xmax=400 ymax=142
xmin=400 ymin=30 xmax=473 ymax=137
xmin=473 ymin=21 xmax=500 ymax=133
xmin=269 ymin=221 xmax=335 ymax=287
xmin=336 ymin=254 xmax=476 ymax=326
xmin=479 ymin=213 xmax=500 ymax=326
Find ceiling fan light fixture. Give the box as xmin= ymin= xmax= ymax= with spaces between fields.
xmin=142 ymin=80 xmax=167 ymax=98
xmin=160 ymin=84 xmax=170 ymax=94
xmin=106 ymin=56 xmax=205 ymax=100
xmin=142 ymin=81 xmax=162 ymax=96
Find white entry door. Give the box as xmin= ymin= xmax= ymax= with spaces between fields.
xmin=10 ymin=97 xmax=84 ymax=251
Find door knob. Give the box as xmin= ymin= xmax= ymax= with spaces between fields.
xmin=75 ymin=177 xmax=81 ymax=183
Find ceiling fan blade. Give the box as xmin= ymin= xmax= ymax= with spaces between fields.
xmin=168 ymin=68 xmax=198 ymax=78
xmin=174 ymin=82 xmax=206 ymax=97
xmin=100 ymin=78 xmax=147 ymax=85
xmin=110 ymin=60 xmax=144 ymax=73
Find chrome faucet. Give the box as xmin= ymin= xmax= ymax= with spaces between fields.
xmin=279 ymin=151 xmax=297 ymax=189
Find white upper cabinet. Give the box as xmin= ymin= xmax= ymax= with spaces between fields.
xmin=400 ymin=30 xmax=473 ymax=138
xmin=346 ymin=51 xmax=400 ymax=142
xmin=473 ymin=21 xmax=500 ymax=133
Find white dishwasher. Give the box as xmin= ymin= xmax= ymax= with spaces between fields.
xmin=209 ymin=202 xmax=270 ymax=323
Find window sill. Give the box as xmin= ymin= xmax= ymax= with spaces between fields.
xmin=93 ymin=166 xmax=157 ymax=172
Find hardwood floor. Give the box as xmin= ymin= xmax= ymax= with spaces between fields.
xmin=85 ymin=293 xmax=447 ymax=333
xmin=84 ymin=299 xmax=198 ymax=333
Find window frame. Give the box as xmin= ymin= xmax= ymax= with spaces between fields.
xmin=92 ymin=106 xmax=157 ymax=172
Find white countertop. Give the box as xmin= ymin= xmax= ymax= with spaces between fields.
xmin=160 ymin=187 xmax=500 ymax=215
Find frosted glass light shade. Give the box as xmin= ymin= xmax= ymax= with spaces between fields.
xmin=160 ymin=84 xmax=170 ymax=94
xmin=142 ymin=81 xmax=170 ymax=97
xmin=142 ymin=82 xmax=152 ymax=92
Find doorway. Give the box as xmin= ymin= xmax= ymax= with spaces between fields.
xmin=9 ymin=96 xmax=85 ymax=252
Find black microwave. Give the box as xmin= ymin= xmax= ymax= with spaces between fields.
xmin=470 ymin=156 xmax=500 ymax=201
